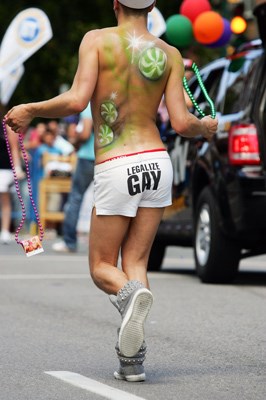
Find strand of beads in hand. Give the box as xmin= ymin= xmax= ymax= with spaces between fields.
xmin=183 ymin=62 xmax=216 ymax=120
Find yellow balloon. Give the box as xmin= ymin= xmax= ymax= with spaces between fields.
xmin=230 ymin=16 xmax=247 ymax=34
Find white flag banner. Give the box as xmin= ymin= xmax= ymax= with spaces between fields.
xmin=148 ymin=7 xmax=166 ymax=38
xmin=0 ymin=8 xmax=52 ymax=81
xmin=0 ymin=65 xmax=25 ymax=105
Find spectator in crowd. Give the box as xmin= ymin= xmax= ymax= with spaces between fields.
xmin=62 ymin=114 xmax=80 ymax=146
xmin=36 ymin=127 xmax=65 ymax=231
xmin=0 ymin=122 xmax=24 ymax=244
xmin=37 ymin=127 xmax=62 ymax=157
xmin=157 ymin=96 xmax=171 ymax=138
xmin=53 ymin=103 xmax=94 ymax=252
xmin=47 ymin=119 xmax=75 ymax=155
xmin=24 ymin=122 xmax=46 ymax=151
xmin=36 ymin=128 xmax=62 ymax=177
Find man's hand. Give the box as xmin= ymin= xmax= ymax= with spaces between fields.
xmin=4 ymin=104 xmax=33 ymax=134
xmin=201 ymin=115 xmax=218 ymax=141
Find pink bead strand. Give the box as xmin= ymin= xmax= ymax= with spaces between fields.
xmin=2 ymin=120 xmax=44 ymax=244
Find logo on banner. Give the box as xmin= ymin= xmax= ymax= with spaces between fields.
xmin=18 ymin=17 xmax=40 ymax=44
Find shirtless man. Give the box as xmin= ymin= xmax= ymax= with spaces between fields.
xmin=5 ymin=0 xmax=217 ymax=382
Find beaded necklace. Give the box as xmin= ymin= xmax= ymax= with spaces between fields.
xmin=2 ymin=120 xmax=44 ymax=256
xmin=183 ymin=62 xmax=216 ymax=119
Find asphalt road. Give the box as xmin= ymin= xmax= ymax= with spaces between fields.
xmin=0 ymin=238 xmax=265 ymax=400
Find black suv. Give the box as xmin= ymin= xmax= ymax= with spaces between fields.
xmin=149 ymin=37 xmax=266 ymax=284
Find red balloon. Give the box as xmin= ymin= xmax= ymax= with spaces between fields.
xmin=180 ymin=0 xmax=211 ymax=23
xmin=193 ymin=11 xmax=224 ymax=44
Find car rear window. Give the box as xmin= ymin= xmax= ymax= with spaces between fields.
xmin=189 ymin=68 xmax=224 ymax=117
xmin=222 ymin=56 xmax=261 ymax=115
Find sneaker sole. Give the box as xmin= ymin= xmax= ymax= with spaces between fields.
xmin=114 ymin=370 xmax=146 ymax=382
xmin=118 ymin=288 xmax=153 ymax=357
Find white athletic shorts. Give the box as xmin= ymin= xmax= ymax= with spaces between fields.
xmin=94 ymin=149 xmax=173 ymax=217
xmin=0 ymin=170 xmax=13 ymax=192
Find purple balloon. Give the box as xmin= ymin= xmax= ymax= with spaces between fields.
xmin=207 ymin=18 xmax=232 ymax=48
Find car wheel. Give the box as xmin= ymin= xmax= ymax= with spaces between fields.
xmin=194 ymin=187 xmax=240 ymax=283
xmin=148 ymin=239 xmax=165 ymax=271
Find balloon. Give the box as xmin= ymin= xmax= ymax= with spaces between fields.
xmin=207 ymin=18 xmax=232 ymax=48
xmin=231 ymin=16 xmax=247 ymax=34
xmin=193 ymin=11 xmax=224 ymax=44
xmin=180 ymin=0 xmax=211 ymax=23
xmin=165 ymin=14 xmax=193 ymax=48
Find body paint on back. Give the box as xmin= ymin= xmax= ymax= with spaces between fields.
xmin=96 ymin=31 xmax=168 ymax=149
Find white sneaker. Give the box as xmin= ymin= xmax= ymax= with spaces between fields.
xmin=52 ymin=240 xmax=75 ymax=253
xmin=0 ymin=230 xmax=12 ymax=244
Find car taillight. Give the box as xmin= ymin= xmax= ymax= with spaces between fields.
xmin=229 ymin=124 xmax=260 ymax=165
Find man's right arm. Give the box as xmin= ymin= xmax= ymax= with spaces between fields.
xmin=164 ymin=47 xmax=217 ymax=141
xmin=5 ymin=30 xmax=100 ymax=133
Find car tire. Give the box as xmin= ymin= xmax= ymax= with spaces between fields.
xmin=148 ymin=239 xmax=165 ymax=271
xmin=194 ymin=187 xmax=240 ymax=283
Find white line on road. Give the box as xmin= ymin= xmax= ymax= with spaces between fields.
xmin=1 ymin=255 xmax=266 ymax=269
xmin=163 ymin=257 xmax=266 ymax=268
xmin=0 ymin=273 xmax=184 ymax=281
xmin=45 ymin=371 xmax=147 ymax=400
xmin=0 ymin=255 xmax=87 ymax=262
xmin=0 ymin=274 xmax=90 ymax=280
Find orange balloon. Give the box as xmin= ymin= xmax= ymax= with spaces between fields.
xmin=231 ymin=16 xmax=247 ymax=34
xmin=193 ymin=11 xmax=224 ymax=44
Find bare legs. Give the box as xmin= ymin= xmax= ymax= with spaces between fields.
xmin=0 ymin=192 xmax=12 ymax=231
xmin=0 ymin=192 xmax=12 ymax=244
xmin=89 ymin=207 xmax=164 ymax=293
xmin=89 ymin=206 xmax=165 ymax=380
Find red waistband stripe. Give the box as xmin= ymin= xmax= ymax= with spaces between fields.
xmin=98 ymin=148 xmax=167 ymax=164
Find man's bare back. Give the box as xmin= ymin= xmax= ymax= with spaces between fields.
xmin=91 ymin=26 xmax=178 ymax=164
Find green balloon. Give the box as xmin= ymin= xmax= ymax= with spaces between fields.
xmin=166 ymin=14 xmax=193 ymax=48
